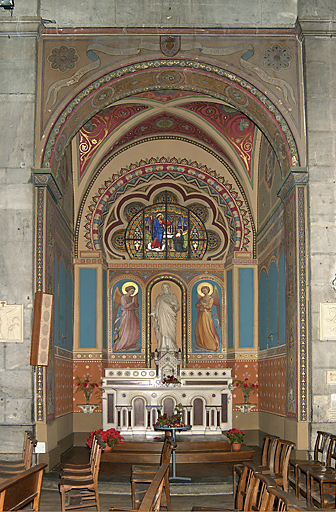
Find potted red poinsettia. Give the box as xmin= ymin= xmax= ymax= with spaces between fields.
xmin=87 ymin=428 xmax=124 ymax=452
xmin=226 ymin=428 xmax=245 ymax=451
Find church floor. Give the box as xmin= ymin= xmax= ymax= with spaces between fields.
xmin=36 ymin=445 xmax=262 ymax=511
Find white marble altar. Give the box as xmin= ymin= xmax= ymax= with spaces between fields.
xmin=102 ymin=366 xmax=233 ymax=437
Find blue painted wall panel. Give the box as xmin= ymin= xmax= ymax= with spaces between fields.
xmin=80 ymin=268 xmax=97 ymax=348
xmin=67 ymin=270 xmax=73 ymax=351
xmin=259 ymin=271 xmax=268 ymax=350
xmin=279 ymin=252 xmax=286 ymax=346
xmin=239 ymin=268 xmax=254 ymax=347
xmin=227 ymin=270 xmax=233 ymax=349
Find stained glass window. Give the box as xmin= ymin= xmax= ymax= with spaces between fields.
xmin=125 ymin=194 xmax=208 ymax=259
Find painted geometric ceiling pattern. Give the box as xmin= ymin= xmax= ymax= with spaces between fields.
xmin=78 ymin=97 xmax=257 ymax=181
xmin=180 ymin=102 xmax=256 ymax=178
xmin=79 ymin=103 xmax=149 ymax=178
xmin=102 ymin=112 xmax=236 ymax=168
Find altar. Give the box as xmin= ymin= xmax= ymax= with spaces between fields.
xmin=102 ymin=364 xmax=233 ymax=437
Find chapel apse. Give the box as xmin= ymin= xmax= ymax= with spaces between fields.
xmin=34 ymin=30 xmax=307 ymax=427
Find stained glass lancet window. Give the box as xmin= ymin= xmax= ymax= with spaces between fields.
xmin=125 ymin=193 xmax=208 ymax=260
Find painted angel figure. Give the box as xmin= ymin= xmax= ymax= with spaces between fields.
xmin=194 ymin=283 xmax=221 ymax=351
xmin=112 ymin=282 xmax=141 ymax=351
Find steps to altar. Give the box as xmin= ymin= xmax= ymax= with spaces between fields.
xmin=101 ymin=435 xmax=254 ymax=464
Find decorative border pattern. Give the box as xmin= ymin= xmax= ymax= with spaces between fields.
xmin=298 ymin=185 xmax=307 ymax=421
xmin=35 ymin=188 xmax=44 ymax=421
xmin=41 ymin=59 xmax=299 ymax=175
xmin=81 ymin=158 xmax=253 ymax=256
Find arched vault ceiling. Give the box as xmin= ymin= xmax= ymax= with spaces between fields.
xmin=76 ymin=97 xmax=258 ymax=192
xmin=74 ymin=139 xmax=256 ymax=260
xmin=41 ymin=61 xmax=301 ymax=180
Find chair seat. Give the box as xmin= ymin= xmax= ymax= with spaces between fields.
xmin=60 ymin=475 xmax=95 ymax=489
xmin=62 ymin=463 xmax=91 ymax=471
xmin=0 ymin=459 xmax=25 ymax=467
xmin=0 ymin=464 xmax=25 ymax=472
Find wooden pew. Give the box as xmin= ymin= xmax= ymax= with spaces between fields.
xmin=0 ymin=463 xmax=47 ymax=511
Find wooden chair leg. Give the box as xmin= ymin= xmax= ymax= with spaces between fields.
xmin=95 ymin=487 xmax=100 ymax=511
xmin=131 ymin=481 xmax=136 ymax=510
xmin=60 ymin=490 xmax=66 ymax=512
xmin=164 ymin=472 xmax=171 ymax=510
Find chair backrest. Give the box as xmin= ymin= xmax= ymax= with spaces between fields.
xmin=313 ymin=431 xmax=331 ymax=464
xmin=325 ymin=434 xmax=336 ymax=469
xmin=235 ymin=464 xmax=254 ymax=510
xmin=272 ymin=439 xmax=295 ymax=492
xmin=138 ymin=463 xmax=169 ymax=512
xmin=160 ymin=438 xmax=177 ymax=465
xmin=88 ymin=434 xmax=99 ymax=471
xmin=23 ymin=433 xmax=38 ymax=470
xmin=0 ymin=463 xmax=47 ymax=511
xmin=266 ymin=485 xmax=305 ymax=511
xmin=246 ymin=473 xmax=278 ymax=512
xmin=91 ymin=434 xmax=105 ymax=483
xmin=261 ymin=435 xmax=280 ymax=467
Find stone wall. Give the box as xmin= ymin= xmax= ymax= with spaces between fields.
xmin=298 ymin=5 xmax=336 ymax=442
xmin=0 ymin=10 xmax=39 ymax=449
xmin=1 ymin=0 xmax=336 ymax=460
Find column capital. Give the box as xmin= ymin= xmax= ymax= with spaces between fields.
xmin=277 ymin=167 xmax=308 ymax=202
xmin=34 ymin=169 xmax=62 ymax=203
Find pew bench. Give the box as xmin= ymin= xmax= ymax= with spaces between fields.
xmin=0 ymin=463 xmax=47 ymax=511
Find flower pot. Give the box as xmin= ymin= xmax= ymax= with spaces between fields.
xmin=103 ymin=445 xmax=113 ymax=452
xmin=231 ymin=443 xmax=242 ymax=452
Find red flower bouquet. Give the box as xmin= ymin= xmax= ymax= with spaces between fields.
xmin=226 ymin=428 xmax=245 ymax=444
xmin=87 ymin=428 xmax=124 ymax=448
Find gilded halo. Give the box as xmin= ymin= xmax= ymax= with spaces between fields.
xmin=197 ymin=282 xmax=213 ymax=296
xmin=122 ymin=281 xmax=139 ymax=296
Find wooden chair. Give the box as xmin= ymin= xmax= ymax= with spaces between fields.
xmin=0 ymin=463 xmax=47 ymax=511
xmin=242 ymin=436 xmax=279 ymax=477
xmin=109 ymin=463 xmax=170 ymax=512
xmin=266 ymin=485 xmax=308 ymax=511
xmin=295 ymin=434 xmax=336 ymax=506
xmin=61 ymin=435 xmax=100 ymax=478
xmin=233 ymin=435 xmax=279 ymax=491
xmin=246 ymin=439 xmax=295 ymax=492
xmin=59 ymin=435 xmax=105 ymax=511
xmin=244 ymin=472 xmax=278 ymax=511
xmin=191 ymin=464 xmax=258 ymax=512
xmin=269 ymin=439 xmax=296 ymax=492
xmin=138 ymin=463 xmax=170 ymax=512
xmin=131 ymin=437 xmax=176 ymax=510
xmin=309 ymin=467 xmax=336 ymax=509
xmin=288 ymin=431 xmax=331 ymax=495
xmin=0 ymin=432 xmax=37 ymax=473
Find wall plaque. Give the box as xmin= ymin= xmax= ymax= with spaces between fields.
xmin=0 ymin=301 xmax=23 ymax=343
xmin=320 ymin=303 xmax=336 ymax=340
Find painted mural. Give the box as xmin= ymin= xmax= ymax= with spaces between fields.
xmin=33 ymin=29 xmax=308 ymax=451
xmin=192 ymin=281 xmax=222 ymax=353
xmin=111 ymin=280 xmax=142 ymax=353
